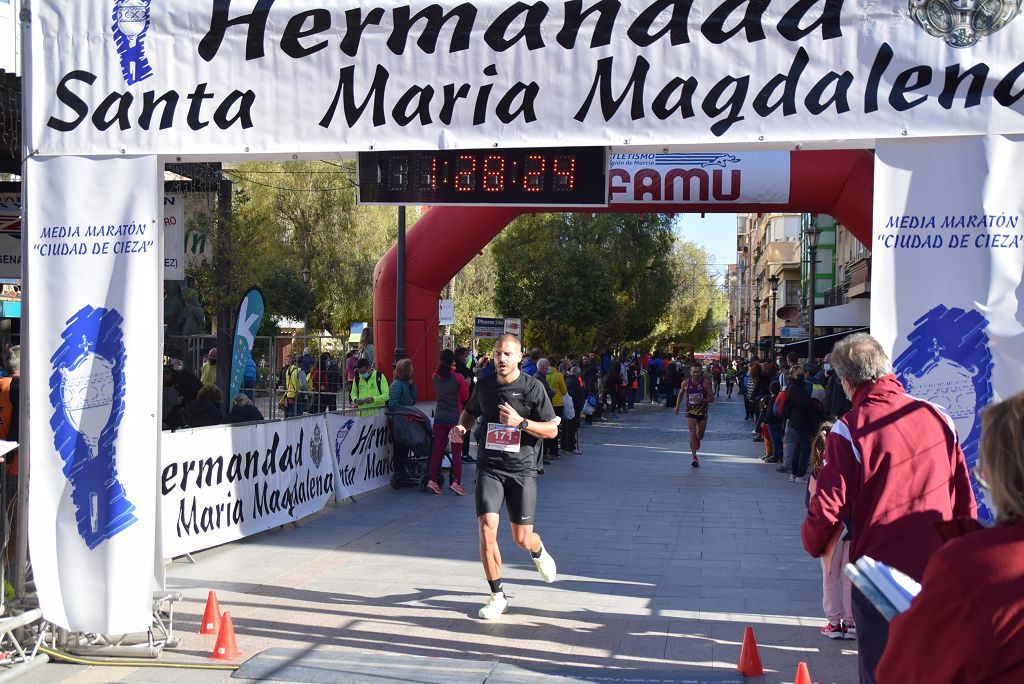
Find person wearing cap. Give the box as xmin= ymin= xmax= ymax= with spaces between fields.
xmin=350 ymin=357 xmax=389 ymax=416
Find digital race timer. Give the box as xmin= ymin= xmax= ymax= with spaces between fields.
xmin=357 ymin=147 xmax=608 ymax=206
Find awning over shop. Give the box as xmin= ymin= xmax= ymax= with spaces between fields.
xmin=814 ymin=299 xmax=870 ymax=328
xmin=777 ymin=326 xmax=869 ymax=359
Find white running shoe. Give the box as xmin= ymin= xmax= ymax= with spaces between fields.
xmin=533 ymin=548 xmax=558 ymax=583
xmin=477 ymin=592 xmax=508 ymax=620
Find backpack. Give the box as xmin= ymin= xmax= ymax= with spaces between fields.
xmin=773 ymin=389 xmax=788 ymax=417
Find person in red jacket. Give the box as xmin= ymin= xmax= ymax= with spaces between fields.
xmin=876 ymin=390 xmax=1024 ymax=683
xmin=801 ymin=333 xmax=976 ymax=684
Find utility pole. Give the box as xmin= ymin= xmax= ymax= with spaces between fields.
xmin=394 ymin=206 xmax=406 ymax=361
xmin=215 ymin=174 xmax=233 ymax=413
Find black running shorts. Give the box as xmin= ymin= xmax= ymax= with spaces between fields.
xmin=475 ymin=468 xmax=537 ymax=525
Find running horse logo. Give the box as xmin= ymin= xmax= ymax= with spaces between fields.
xmin=657 ymin=153 xmax=741 ymax=168
xmin=908 ymin=0 xmax=1022 ymax=48
xmin=48 ymin=306 xmax=136 ymax=549
xmin=112 ymin=0 xmax=154 ymax=85
xmin=894 ymin=305 xmax=995 ymax=522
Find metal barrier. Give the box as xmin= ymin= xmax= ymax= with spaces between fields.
xmin=165 ymin=333 xmax=359 ymax=422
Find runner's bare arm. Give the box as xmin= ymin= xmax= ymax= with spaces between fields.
xmin=449 ymin=409 xmax=478 ymax=444
xmin=500 ymin=402 xmax=558 ymax=439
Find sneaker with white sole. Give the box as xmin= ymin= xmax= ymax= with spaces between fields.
xmin=820 ymin=622 xmax=844 ymax=639
xmin=532 ymin=548 xmax=557 ymax=583
xmin=842 ymin=621 xmax=857 ymax=640
xmin=477 ymin=592 xmax=508 ymax=620
xmin=789 ymin=474 xmax=797 ymax=483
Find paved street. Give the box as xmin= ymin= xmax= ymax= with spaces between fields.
xmin=28 ymin=393 xmax=859 ymax=683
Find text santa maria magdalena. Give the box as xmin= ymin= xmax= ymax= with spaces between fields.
xmin=45 ymin=0 xmax=1024 ymax=138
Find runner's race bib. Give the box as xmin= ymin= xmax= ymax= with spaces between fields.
xmin=688 ymin=392 xmax=703 ymax=405
xmin=485 ymin=423 xmax=521 ymax=453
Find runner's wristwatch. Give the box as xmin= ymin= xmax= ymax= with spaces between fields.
xmin=519 ymin=420 xmax=529 ymax=431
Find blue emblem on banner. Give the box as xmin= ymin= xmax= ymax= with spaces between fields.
xmin=334 ymin=419 xmax=356 ymax=466
xmin=894 ymin=305 xmax=995 ymax=523
xmin=112 ymin=0 xmax=153 ymax=85
xmin=48 ymin=306 xmax=136 ymax=549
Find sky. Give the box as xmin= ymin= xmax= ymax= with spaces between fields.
xmin=674 ymin=212 xmax=738 ymax=268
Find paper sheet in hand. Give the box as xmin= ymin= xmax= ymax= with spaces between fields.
xmin=0 ymin=440 xmax=17 ymax=458
xmin=844 ymin=556 xmax=922 ymax=621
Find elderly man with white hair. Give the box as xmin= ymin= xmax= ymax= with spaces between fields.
xmin=537 ymin=358 xmax=567 ymax=462
xmin=801 ymin=332 xmax=976 ymax=683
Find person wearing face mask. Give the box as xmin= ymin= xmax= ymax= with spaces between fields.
xmin=822 ymin=352 xmax=852 ymax=419
xmin=200 ymin=347 xmax=218 ymax=386
xmin=875 ymin=391 xmax=1024 ymax=683
xmin=350 ymin=357 xmax=389 ymax=417
xmin=802 ymin=333 xmax=976 ymax=684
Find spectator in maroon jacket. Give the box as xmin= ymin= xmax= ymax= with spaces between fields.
xmin=876 ymin=391 xmax=1024 ymax=683
xmin=801 ymin=333 xmax=976 ymax=684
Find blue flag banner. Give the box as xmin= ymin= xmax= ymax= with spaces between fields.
xmin=229 ymin=288 xmax=265 ymax=403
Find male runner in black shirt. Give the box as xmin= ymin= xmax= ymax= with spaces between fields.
xmin=450 ymin=333 xmax=559 ymax=620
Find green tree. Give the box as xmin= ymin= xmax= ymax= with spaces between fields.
xmin=186 ymin=162 xmax=412 ymax=335
xmin=491 ymin=212 xmax=675 ymax=355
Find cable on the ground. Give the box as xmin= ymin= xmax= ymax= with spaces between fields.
xmin=37 ymin=646 xmax=239 ymax=671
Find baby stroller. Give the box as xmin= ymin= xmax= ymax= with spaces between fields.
xmin=386 ymin=406 xmax=448 ymax=491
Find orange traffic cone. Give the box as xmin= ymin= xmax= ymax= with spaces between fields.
xmin=210 ymin=611 xmax=240 ymax=660
xmin=199 ymin=591 xmax=222 ymax=635
xmin=737 ymin=626 xmax=764 ymax=676
xmin=794 ymin=661 xmax=812 ymax=684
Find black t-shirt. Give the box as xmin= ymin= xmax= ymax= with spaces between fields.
xmin=464 ymin=372 xmax=556 ymax=474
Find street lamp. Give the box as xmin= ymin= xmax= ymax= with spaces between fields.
xmin=753 ymin=295 xmax=762 ymax=360
xmin=768 ymin=273 xmax=780 ymax=360
xmin=301 ymin=266 xmax=311 ymax=343
xmin=805 ymin=218 xmax=822 ymax=362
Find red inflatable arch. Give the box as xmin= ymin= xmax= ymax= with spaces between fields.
xmin=373 ymin=149 xmax=873 ymax=396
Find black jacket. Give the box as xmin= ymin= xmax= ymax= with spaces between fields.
xmin=226 ymin=403 xmax=264 ymax=424
xmin=824 ymin=371 xmax=852 ymax=419
xmin=181 ymin=398 xmax=223 ymax=428
xmin=781 ymin=379 xmax=823 ymax=434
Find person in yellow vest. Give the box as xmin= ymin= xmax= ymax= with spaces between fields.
xmin=200 ymin=347 xmax=217 ymax=386
xmin=350 ymin=358 xmax=389 ymax=416
xmin=538 ymin=358 xmax=567 ymax=461
xmin=280 ymin=354 xmax=309 ymax=417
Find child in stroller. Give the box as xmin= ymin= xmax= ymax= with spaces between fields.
xmin=386 ymin=406 xmax=450 ymax=490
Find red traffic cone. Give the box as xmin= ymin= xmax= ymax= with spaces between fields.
xmin=737 ymin=626 xmax=764 ymax=676
xmin=210 ymin=611 xmax=241 ymax=660
xmin=795 ymin=661 xmax=812 ymax=684
xmin=199 ymin=591 xmax=222 ymax=635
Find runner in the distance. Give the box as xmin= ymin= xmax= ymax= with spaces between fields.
xmin=675 ymin=363 xmax=714 ymax=467
xmin=449 ymin=333 xmax=560 ymax=620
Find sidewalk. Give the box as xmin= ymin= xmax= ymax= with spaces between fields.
xmin=27 ymin=394 xmax=858 ymax=683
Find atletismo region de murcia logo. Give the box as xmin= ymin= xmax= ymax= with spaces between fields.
xmin=909 ymin=0 xmax=1022 ymax=48
xmin=112 ymin=0 xmax=153 ymax=85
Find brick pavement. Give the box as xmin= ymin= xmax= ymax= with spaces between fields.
xmin=26 ymin=393 xmax=859 ymax=683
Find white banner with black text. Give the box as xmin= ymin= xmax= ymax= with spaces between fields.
xmin=326 ymin=411 xmax=395 ymax=501
xmin=159 ymin=414 xmax=335 ymax=558
xmin=27 ymin=155 xmax=162 ymax=634
xmin=29 ymin=1 xmax=1024 ymax=156
xmin=872 ymin=135 xmax=1024 ymax=524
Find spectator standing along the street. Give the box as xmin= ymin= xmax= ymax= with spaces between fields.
xmin=564 ymin=365 xmax=586 ymax=454
xmin=358 ymin=326 xmax=375 ymax=368
xmin=350 ymin=358 xmax=388 ymax=417
xmin=389 ymin=358 xmax=417 ymax=409
xmin=823 ymin=352 xmax=852 ymax=419
xmin=539 ymin=358 xmax=567 ymax=461
xmin=427 ymin=350 xmax=469 ymax=495
xmin=200 ymin=348 xmax=217 ymax=386
xmin=781 ymin=364 xmax=823 ymax=484
xmin=226 ymin=394 xmax=264 ymax=423
xmin=182 ymin=384 xmax=224 ymax=428
xmin=876 ymin=390 xmax=1024 ymax=683
xmin=802 ymin=333 xmax=976 ymax=683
